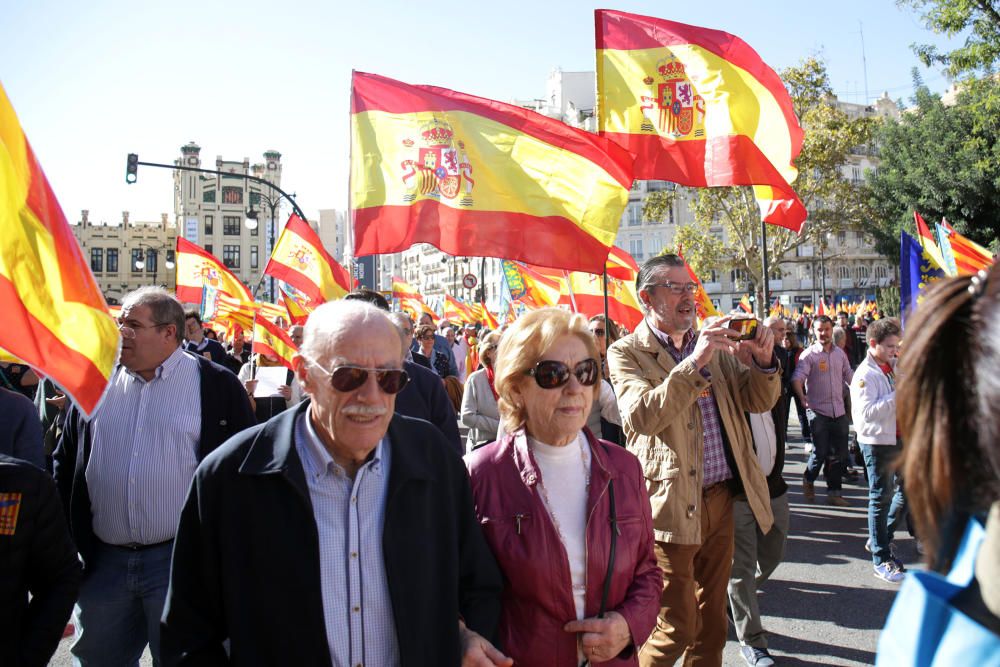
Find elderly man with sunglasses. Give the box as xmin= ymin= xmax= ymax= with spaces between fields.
xmin=162 ymin=299 xmax=505 ymax=667
xmin=54 ymin=286 xmax=255 ymax=666
xmin=607 ymin=254 xmax=780 ymax=667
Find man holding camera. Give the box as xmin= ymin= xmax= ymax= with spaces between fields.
xmin=608 ymin=254 xmax=780 ymax=667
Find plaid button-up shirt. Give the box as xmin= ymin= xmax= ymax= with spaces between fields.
xmin=649 ymin=325 xmax=732 ymax=487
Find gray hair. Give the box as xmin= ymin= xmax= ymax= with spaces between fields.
xmin=301 ymin=299 xmax=400 ymax=365
xmin=832 ymin=326 xmax=847 ymax=345
xmin=387 ymin=312 xmax=414 ymax=356
xmin=122 ymin=286 xmax=185 ymax=344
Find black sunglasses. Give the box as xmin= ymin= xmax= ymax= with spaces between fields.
xmin=526 ymin=358 xmax=600 ymax=389
xmin=310 ymin=363 xmax=410 ymax=394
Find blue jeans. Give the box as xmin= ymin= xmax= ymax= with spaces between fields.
xmin=861 ymin=442 xmax=907 ymax=566
xmin=804 ymin=413 xmax=848 ymax=492
xmin=72 ymin=540 xmax=173 ymax=667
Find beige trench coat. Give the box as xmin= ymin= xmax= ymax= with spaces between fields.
xmin=608 ymin=320 xmax=780 ymax=545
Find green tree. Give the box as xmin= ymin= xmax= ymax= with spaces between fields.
xmin=900 ymin=0 xmax=1000 ymax=77
xmin=866 ymin=76 xmax=1000 ymax=260
xmin=643 ymin=57 xmax=875 ymax=315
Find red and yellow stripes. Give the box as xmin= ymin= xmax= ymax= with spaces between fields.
xmin=0 ymin=84 xmax=119 ymax=417
xmin=175 ymin=237 xmax=253 ymax=305
xmin=351 ymin=71 xmax=634 ymax=274
xmin=264 ymin=213 xmax=351 ymax=305
xmin=251 ymin=315 xmax=298 ymax=371
xmin=595 ymin=10 xmax=805 ymax=232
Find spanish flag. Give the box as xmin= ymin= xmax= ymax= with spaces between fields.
xmin=444 ymin=295 xmax=477 ymax=325
xmin=391 ymin=276 xmax=423 ymax=300
xmin=251 ymin=315 xmax=298 ymax=371
xmin=477 ymin=303 xmax=500 ymax=330
xmin=264 ymin=213 xmax=351 ymax=305
xmin=596 ymin=10 xmax=806 ymax=232
xmin=0 ymin=84 xmax=119 ymax=417
xmin=278 ymin=287 xmax=311 ymax=325
xmin=605 ymin=246 xmax=640 ymax=282
xmin=175 ymin=237 xmax=252 ymax=304
xmin=557 ymin=272 xmax=644 ymax=331
xmin=351 ymin=71 xmax=635 ymax=274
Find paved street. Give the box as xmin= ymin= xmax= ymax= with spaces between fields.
xmin=51 ymin=412 xmax=909 ymax=666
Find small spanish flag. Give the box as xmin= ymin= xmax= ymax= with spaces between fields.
xmin=444 ymin=295 xmax=477 ymax=325
xmin=264 ymin=213 xmax=351 ymax=305
xmin=175 ymin=238 xmax=253 ymax=305
xmin=0 ymin=84 xmax=119 ymax=417
xmin=596 ymin=10 xmax=806 ymax=232
xmin=678 ymin=252 xmax=721 ymax=320
xmin=251 ymin=315 xmax=298 ymax=371
xmin=351 ymin=71 xmax=634 ymax=274
xmin=278 ymin=287 xmax=311 ymax=325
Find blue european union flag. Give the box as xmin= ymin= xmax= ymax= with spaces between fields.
xmin=900 ymin=230 xmax=946 ymax=326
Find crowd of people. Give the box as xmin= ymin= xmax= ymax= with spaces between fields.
xmin=1 ymin=255 xmax=997 ymax=667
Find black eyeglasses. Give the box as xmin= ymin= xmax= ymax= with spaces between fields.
xmin=308 ymin=363 xmax=410 ymax=394
xmin=526 ymin=358 xmax=599 ymax=389
xmin=647 ymin=281 xmax=699 ymax=295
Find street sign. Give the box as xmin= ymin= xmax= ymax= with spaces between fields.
xmin=462 ymin=273 xmax=478 ymax=289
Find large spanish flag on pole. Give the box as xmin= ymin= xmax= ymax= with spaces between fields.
xmin=595 ymin=10 xmax=806 ymax=232
xmin=351 ymin=71 xmax=635 ymax=274
xmin=264 ymin=213 xmax=351 ymax=304
xmin=175 ymin=237 xmax=252 ymax=305
xmin=0 ymin=84 xmax=119 ymax=417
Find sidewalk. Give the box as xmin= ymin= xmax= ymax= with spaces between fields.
xmin=721 ymin=409 xmax=913 ymax=666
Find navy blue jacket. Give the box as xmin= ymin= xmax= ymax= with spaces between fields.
xmin=394 ymin=360 xmax=461 ymax=455
xmin=53 ymin=353 xmax=255 ymax=568
xmin=161 ymin=403 xmax=502 ymax=667
xmin=0 ymin=454 xmax=82 ymax=667
xmin=0 ymin=387 xmax=44 ymax=469
xmin=411 ymin=334 xmax=458 ymax=377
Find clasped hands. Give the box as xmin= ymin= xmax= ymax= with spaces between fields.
xmin=460 ymin=611 xmax=632 ymax=666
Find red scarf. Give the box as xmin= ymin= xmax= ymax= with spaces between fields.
xmin=485 ymin=365 xmax=498 ymax=400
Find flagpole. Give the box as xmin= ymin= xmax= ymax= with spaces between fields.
xmin=603 ymin=270 xmax=610 ymax=334
xmin=760 ymin=219 xmax=770 ymax=321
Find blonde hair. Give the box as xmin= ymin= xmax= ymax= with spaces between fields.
xmin=477 ymin=331 xmax=502 ymax=367
xmin=494 ymin=308 xmax=599 ymax=433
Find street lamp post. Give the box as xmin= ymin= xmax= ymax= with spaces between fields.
xmin=134 ymin=243 xmax=176 ymax=289
xmin=245 ymin=188 xmax=298 ymax=301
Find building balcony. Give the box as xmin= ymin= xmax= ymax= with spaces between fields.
xmin=769 ymin=279 xmax=783 ymax=291
xmin=703 ymin=282 xmax=721 ymax=293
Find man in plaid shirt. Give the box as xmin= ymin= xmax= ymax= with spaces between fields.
xmin=609 ymin=254 xmax=781 ymax=667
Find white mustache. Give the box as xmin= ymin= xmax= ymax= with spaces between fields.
xmin=342 ymin=405 xmax=388 ymax=417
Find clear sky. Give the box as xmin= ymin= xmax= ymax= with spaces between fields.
xmin=1 ymin=0 xmax=959 ymax=226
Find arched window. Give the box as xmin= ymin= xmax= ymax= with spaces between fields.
xmin=874 ymin=265 xmax=889 ymax=280
xmin=855 ymin=266 xmax=868 ymax=281
xmin=838 ymin=266 xmax=851 ymax=280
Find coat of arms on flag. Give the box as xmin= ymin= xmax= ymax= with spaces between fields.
xmin=641 ymin=54 xmax=706 ymax=138
xmin=401 ymin=119 xmax=475 ymax=206
xmin=0 ymin=492 xmax=22 ymax=535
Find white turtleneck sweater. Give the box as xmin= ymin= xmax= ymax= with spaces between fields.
xmin=529 ymin=432 xmax=592 ymax=621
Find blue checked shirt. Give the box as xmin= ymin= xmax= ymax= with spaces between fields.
xmin=87 ymin=347 xmax=201 ymax=545
xmin=648 ymin=325 xmax=733 ymax=487
xmin=295 ymin=412 xmax=400 ymax=667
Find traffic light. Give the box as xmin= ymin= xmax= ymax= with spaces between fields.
xmin=126 ymin=153 xmax=139 ymax=184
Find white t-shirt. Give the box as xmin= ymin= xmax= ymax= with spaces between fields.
xmin=529 ymin=432 xmax=592 ymax=621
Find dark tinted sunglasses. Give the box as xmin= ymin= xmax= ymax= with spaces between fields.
xmin=527 ymin=358 xmax=600 ymax=389
xmin=310 ymin=363 xmax=410 ymax=394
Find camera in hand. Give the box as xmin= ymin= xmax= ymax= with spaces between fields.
xmin=727 ymin=316 xmax=759 ymax=341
